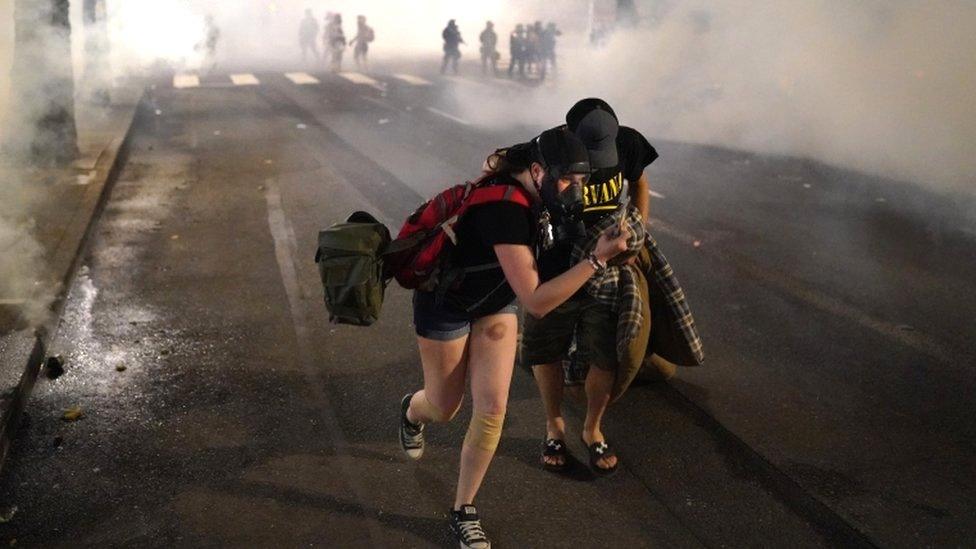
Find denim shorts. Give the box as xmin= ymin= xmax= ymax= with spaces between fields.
xmin=413 ymin=291 xmax=518 ymax=341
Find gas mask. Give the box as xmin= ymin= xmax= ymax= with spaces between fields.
xmin=540 ymin=174 xmax=586 ymax=246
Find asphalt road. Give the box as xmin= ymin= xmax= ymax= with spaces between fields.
xmin=1 ymin=61 xmax=973 ymax=547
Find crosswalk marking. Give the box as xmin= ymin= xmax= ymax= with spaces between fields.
xmin=338 ymin=72 xmax=385 ymax=91
xmin=285 ymin=72 xmax=319 ymax=85
xmin=173 ymin=74 xmax=200 ymax=89
xmin=230 ymin=73 xmax=260 ymax=86
xmin=392 ymin=73 xmax=432 ymax=86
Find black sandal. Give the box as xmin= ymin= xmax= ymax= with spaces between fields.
xmin=583 ymin=437 xmax=619 ymax=477
xmin=541 ymin=438 xmax=569 ymax=471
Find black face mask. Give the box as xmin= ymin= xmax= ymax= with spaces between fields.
xmin=540 ymin=175 xmax=586 ymax=243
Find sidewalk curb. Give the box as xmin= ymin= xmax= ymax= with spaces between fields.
xmin=0 ymin=89 xmax=146 ymax=476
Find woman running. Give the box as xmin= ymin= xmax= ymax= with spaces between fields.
xmin=397 ymin=128 xmax=631 ymax=549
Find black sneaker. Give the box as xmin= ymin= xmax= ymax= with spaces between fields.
xmin=399 ymin=393 xmax=425 ymax=459
xmin=450 ymin=505 xmax=490 ymax=549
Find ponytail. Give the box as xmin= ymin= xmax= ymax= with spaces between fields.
xmin=483 ymin=142 xmax=536 ymax=176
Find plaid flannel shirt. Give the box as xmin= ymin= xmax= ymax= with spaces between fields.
xmin=570 ymin=208 xmax=705 ymax=369
xmin=644 ymin=232 xmax=705 ymax=365
xmin=571 ymin=208 xmax=647 ymax=358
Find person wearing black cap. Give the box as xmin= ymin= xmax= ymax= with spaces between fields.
xmin=397 ymin=129 xmax=630 ymax=549
xmin=523 ymin=98 xmax=658 ymax=475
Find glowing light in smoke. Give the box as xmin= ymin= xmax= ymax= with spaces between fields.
xmin=108 ymin=2 xmax=206 ymax=69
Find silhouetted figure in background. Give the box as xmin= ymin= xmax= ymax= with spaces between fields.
xmin=325 ymin=13 xmax=347 ymax=72
xmin=479 ymin=21 xmax=499 ymax=76
xmin=350 ymin=15 xmax=374 ymax=71
xmin=508 ymin=24 xmax=526 ymax=79
xmin=525 ymin=21 xmax=542 ymax=75
xmin=441 ymin=19 xmax=464 ymax=74
xmin=200 ymin=14 xmax=220 ymax=74
xmin=299 ymin=9 xmax=320 ymax=63
xmin=539 ymin=22 xmax=561 ymax=79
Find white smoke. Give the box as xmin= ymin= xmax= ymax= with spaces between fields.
xmin=0 ymin=183 xmax=55 ymax=329
xmin=456 ymin=1 xmax=976 ymax=195
xmin=0 ymin=0 xmax=13 ymax=143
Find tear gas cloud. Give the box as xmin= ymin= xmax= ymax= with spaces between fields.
xmin=454 ymin=0 xmax=976 ymax=195
xmin=162 ymin=0 xmax=973 ymax=194
xmin=0 ymin=0 xmax=61 ymax=329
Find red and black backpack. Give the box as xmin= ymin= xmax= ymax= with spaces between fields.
xmin=386 ymin=173 xmax=532 ymax=291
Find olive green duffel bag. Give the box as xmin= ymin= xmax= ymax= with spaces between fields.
xmin=314 ymin=211 xmax=391 ymax=326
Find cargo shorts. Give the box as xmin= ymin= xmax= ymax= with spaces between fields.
xmin=521 ymin=292 xmax=617 ymax=371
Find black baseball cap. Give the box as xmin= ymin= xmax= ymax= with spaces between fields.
xmin=566 ymin=97 xmax=618 ymax=130
xmin=534 ymin=128 xmax=591 ymax=179
xmin=566 ymin=98 xmax=619 ymax=169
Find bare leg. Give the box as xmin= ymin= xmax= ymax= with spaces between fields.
xmin=532 ymin=362 xmax=567 ymax=467
xmin=407 ymin=335 xmax=468 ymax=425
xmin=454 ymin=313 xmax=516 ymax=509
xmin=581 ymin=366 xmax=617 ymax=470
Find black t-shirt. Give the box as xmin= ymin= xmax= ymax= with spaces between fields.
xmin=443 ymin=195 xmax=535 ymax=315
xmin=537 ymin=125 xmax=658 ymax=281
xmin=581 ymin=126 xmax=658 ymax=226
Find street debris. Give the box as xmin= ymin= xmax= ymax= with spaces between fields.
xmin=378 ymin=118 xmax=390 ymax=125
xmin=61 ymin=407 xmax=84 ymax=422
xmin=264 ymin=159 xmax=273 ymax=165
xmin=160 ymin=349 xmax=171 ymax=357
xmin=44 ymin=355 xmax=65 ymax=380
xmin=155 ymin=109 xmax=163 ymax=116
xmin=170 ymin=234 xmax=180 ymax=240
xmin=803 ymin=183 xmax=812 ymax=189
xmin=116 ymin=364 xmax=127 ymax=372
xmin=213 ymin=130 xmax=221 ymax=136
xmin=296 ymin=123 xmax=307 ymax=130
xmin=0 ymin=506 xmax=17 ymax=524
xmin=75 ymin=171 xmax=95 ymax=186
xmin=693 ymin=240 xmax=702 ymax=248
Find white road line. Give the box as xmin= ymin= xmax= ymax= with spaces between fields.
xmin=263 ymin=179 xmax=386 ymax=546
xmin=230 ymin=73 xmax=260 ymax=86
xmin=392 ymin=73 xmax=432 ymax=86
xmin=285 ymin=72 xmax=319 ymax=85
xmin=338 ymin=71 xmax=385 ymax=91
xmin=173 ymin=74 xmax=200 ymax=89
xmin=649 ymin=190 xmax=666 ymax=199
xmin=426 ymin=106 xmax=471 ymax=126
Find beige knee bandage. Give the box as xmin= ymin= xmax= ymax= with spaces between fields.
xmin=414 ymin=393 xmax=461 ymax=423
xmin=463 ymin=411 xmax=505 ymax=452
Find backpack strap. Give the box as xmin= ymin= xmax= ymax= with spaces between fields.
xmin=465 ymin=184 xmax=532 ymax=209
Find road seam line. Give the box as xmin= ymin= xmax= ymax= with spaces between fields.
xmin=649 ymin=218 xmax=953 ymax=364
xmin=425 ymin=106 xmax=470 ymax=126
